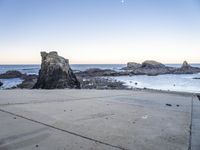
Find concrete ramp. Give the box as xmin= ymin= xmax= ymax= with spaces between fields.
xmin=0 ymin=89 xmax=199 ymax=150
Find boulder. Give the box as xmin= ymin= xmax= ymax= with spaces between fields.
xmin=0 ymin=70 xmax=23 ymax=79
xmin=33 ymin=51 xmax=80 ymax=89
xmin=141 ymin=60 xmax=165 ymax=68
xmin=0 ymin=81 xmax=3 ymax=87
xmin=18 ymin=75 xmax=38 ymax=89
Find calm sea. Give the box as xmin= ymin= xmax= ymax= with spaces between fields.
xmin=0 ymin=64 xmax=200 ymax=93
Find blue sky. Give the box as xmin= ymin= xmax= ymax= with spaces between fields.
xmin=0 ymin=0 xmax=200 ymax=64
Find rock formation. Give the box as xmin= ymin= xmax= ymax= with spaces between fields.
xmin=18 ymin=75 xmax=38 ymax=89
xmin=181 ymin=61 xmax=190 ymax=68
xmin=120 ymin=60 xmax=200 ymax=76
xmin=141 ymin=60 xmax=165 ymax=68
xmin=127 ymin=62 xmax=141 ymax=69
xmin=173 ymin=61 xmax=200 ymax=74
xmin=0 ymin=70 xmax=23 ymax=79
xmin=33 ymin=51 xmax=80 ymax=89
xmin=0 ymin=81 xmax=3 ymax=87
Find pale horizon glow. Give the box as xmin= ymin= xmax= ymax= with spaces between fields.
xmin=0 ymin=0 xmax=200 ymax=64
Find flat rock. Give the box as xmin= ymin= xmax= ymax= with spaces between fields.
xmin=0 ymin=70 xmax=23 ymax=79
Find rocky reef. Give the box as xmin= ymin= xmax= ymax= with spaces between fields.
xmin=0 ymin=70 xmax=24 ymax=79
xmin=173 ymin=61 xmax=200 ymax=74
xmin=33 ymin=51 xmax=80 ymax=89
xmin=121 ymin=60 xmax=200 ymax=76
xmin=77 ymin=60 xmax=200 ymax=77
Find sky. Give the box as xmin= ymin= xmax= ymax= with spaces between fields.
xmin=0 ymin=0 xmax=200 ymax=64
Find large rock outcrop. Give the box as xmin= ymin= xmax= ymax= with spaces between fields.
xmin=33 ymin=51 xmax=80 ymax=89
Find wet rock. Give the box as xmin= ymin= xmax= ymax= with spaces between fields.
xmin=197 ymin=95 xmax=200 ymax=101
xmin=0 ymin=81 xmax=3 ymax=87
xmin=17 ymin=75 xmax=38 ymax=89
xmin=0 ymin=70 xmax=23 ymax=79
xmin=76 ymin=68 xmax=129 ymax=77
xmin=78 ymin=76 xmax=128 ymax=90
xmin=33 ymin=51 xmax=80 ymax=89
xmin=166 ymin=104 xmax=172 ymax=107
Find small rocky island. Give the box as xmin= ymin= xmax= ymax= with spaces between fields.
xmin=77 ymin=60 xmax=200 ymax=77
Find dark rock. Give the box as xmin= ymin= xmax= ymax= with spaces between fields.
xmin=197 ymin=95 xmax=200 ymax=101
xmin=0 ymin=70 xmax=23 ymax=79
xmin=181 ymin=61 xmax=190 ymax=68
xmin=173 ymin=61 xmax=200 ymax=74
xmin=193 ymin=77 xmax=200 ymax=79
xmin=78 ymin=76 xmax=128 ymax=90
xmin=122 ymin=60 xmax=200 ymax=76
xmin=166 ymin=104 xmax=172 ymax=107
xmin=0 ymin=81 xmax=3 ymax=87
xmin=33 ymin=51 xmax=80 ymax=89
xmin=17 ymin=75 xmax=38 ymax=89
xmin=76 ymin=68 xmax=128 ymax=77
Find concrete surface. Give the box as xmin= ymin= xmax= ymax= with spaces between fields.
xmin=0 ymin=89 xmax=199 ymax=150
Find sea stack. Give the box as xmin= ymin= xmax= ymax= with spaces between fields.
xmin=173 ymin=61 xmax=200 ymax=74
xmin=181 ymin=61 xmax=191 ymax=69
xmin=34 ymin=51 xmax=80 ymax=89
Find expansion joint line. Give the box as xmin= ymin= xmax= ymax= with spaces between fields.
xmin=188 ymin=95 xmax=194 ymax=150
xmin=0 ymin=108 xmax=128 ymax=150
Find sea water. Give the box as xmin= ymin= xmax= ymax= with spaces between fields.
xmin=0 ymin=64 xmax=200 ymax=93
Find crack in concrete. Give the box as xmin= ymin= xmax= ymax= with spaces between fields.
xmin=188 ymin=95 xmax=194 ymax=150
xmin=0 ymin=109 xmax=128 ymax=150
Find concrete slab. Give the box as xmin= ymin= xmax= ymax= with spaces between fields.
xmin=191 ymin=96 xmax=200 ymax=150
xmin=0 ymin=89 xmax=198 ymax=150
xmin=0 ymin=112 xmax=119 ymax=150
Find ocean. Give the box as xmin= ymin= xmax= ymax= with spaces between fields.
xmin=0 ymin=64 xmax=200 ymax=93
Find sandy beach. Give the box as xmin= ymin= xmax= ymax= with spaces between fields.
xmin=0 ymin=89 xmax=199 ymax=150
